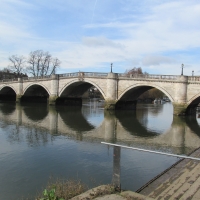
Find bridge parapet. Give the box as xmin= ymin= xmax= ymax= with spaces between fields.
xmin=23 ymin=75 xmax=51 ymax=81
xmin=118 ymin=73 xmax=179 ymax=80
xmin=188 ymin=76 xmax=200 ymax=82
xmin=0 ymin=78 xmax=18 ymax=82
xmin=59 ymin=72 xmax=108 ymax=78
xmin=2 ymin=73 xmax=197 ymax=83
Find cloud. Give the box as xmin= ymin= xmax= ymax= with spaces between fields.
xmin=0 ymin=0 xmax=200 ymax=76
xmin=142 ymin=56 xmax=175 ymax=66
xmin=82 ymin=37 xmax=124 ymax=48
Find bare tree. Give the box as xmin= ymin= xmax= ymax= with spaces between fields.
xmin=26 ymin=50 xmax=61 ymax=77
xmin=8 ymin=55 xmax=26 ymax=75
xmin=125 ymin=67 xmax=143 ymax=75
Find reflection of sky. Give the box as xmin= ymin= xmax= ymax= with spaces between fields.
xmin=138 ymin=103 xmax=173 ymax=134
xmin=197 ymin=113 xmax=200 ymax=125
xmin=120 ymin=147 xmax=179 ymax=190
xmin=81 ymin=100 xmax=104 ymax=127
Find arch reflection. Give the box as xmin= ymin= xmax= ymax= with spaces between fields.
xmin=0 ymin=102 xmax=16 ymax=115
xmin=56 ymin=106 xmax=95 ymax=132
xmin=23 ymin=103 xmax=48 ymax=121
xmin=115 ymin=110 xmax=160 ymax=137
xmin=0 ymin=102 xmax=199 ymax=154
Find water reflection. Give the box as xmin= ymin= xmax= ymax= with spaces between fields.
xmin=112 ymin=146 xmax=121 ymax=189
xmin=115 ymin=111 xmax=159 ymax=137
xmin=23 ymin=103 xmax=48 ymax=121
xmin=57 ymin=106 xmax=95 ymax=132
xmin=0 ymin=101 xmax=200 ymax=200
xmin=0 ymin=102 xmax=199 ymax=154
xmin=0 ymin=102 xmax=15 ymax=115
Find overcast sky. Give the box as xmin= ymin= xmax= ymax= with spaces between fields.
xmin=1 ymin=0 xmax=200 ymax=75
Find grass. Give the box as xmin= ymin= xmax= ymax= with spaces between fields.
xmin=21 ymin=177 xmax=117 ymax=200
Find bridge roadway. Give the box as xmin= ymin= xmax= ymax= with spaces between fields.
xmin=1 ymin=104 xmax=200 ymax=154
xmin=0 ymin=72 xmax=200 ymax=115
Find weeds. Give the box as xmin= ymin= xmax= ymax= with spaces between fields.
xmin=36 ymin=178 xmax=87 ymax=200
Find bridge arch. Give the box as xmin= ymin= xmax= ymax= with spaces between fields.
xmin=118 ymin=83 xmax=174 ymax=102
xmin=0 ymin=85 xmax=17 ymax=102
xmin=185 ymin=92 xmax=200 ymax=114
xmin=59 ymin=79 xmax=106 ymax=99
xmin=187 ymin=92 xmax=200 ymax=106
xmin=22 ymin=83 xmax=50 ymax=103
xmin=0 ymin=85 xmax=17 ymax=94
xmin=23 ymin=83 xmax=51 ymax=96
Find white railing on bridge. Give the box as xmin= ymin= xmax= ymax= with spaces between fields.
xmin=118 ymin=73 xmax=179 ymax=80
xmin=0 ymin=73 xmax=200 ymax=83
xmin=59 ymin=72 xmax=108 ymax=78
xmin=0 ymin=78 xmax=18 ymax=82
xmin=23 ymin=75 xmax=51 ymax=81
xmin=188 ymin=76 xmax=200 ymax=82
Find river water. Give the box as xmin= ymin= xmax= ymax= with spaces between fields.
xmin=0 ymin=100 xmax=200 ymax=200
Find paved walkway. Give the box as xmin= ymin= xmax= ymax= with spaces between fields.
xmin=72 ymin=148 xmax=200 ymax=199
xmin=138 ymin=147 xmax=200 ymax=199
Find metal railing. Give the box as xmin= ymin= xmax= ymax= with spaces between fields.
xmin=101 ymin=142 xmax=200 ymax=161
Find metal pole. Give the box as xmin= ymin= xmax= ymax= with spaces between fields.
xmin=181 ymin=64 xmax=184 ymax=75
xmin=101 ymin=142 xmax=200 ymax=161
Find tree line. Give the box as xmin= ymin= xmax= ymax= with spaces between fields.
xmin=5 ymin=50 xmax=61 ymax=77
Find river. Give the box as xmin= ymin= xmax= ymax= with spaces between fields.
xmin=0 ymin=99 xmax=200 ymax=199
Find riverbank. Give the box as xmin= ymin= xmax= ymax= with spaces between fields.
xmin=70 ymin=185 xmax=153 ymax=200
xmin=72 ymin=147 xmax=200 ymax=199
xmin=137 ymin=147 xmax=200 ymax=199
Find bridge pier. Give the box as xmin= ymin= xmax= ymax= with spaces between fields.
xmin=173 ymin=76 xmax=188 ymax=116
xmin=105 ymin=73 xmax=118 ymax=110
xmin=173 ymin=103 xmax=187 ymax=116
xmin=16 ymin=94 xmax=23 ymax=103
xmin=48 ymin=95 xmax=58 ymax=105
xmin=49 ymin=74 xmax=59 ymax=105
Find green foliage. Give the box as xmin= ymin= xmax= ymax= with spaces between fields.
xmin=40 ymin=188 xmax=64 ymax=200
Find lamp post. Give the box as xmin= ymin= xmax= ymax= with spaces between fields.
xmin=181 ymin=64 xmax=184 ymax=75
xmin=192 ymin=70 xmax=194 ymax=76
xmin=111 ymin=63 xmax=113 ymax=73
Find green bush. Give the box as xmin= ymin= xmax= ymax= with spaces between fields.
xmin=40 ymin=188 xmax=64 ymax=200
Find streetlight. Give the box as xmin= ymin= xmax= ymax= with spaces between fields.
xmin=111 ymin=63 xmax=113 ymax=73
xmin=192 ymin=70 xmax=194 ymax=76
xmin=181 ymin=64 xmax=184 ymax=75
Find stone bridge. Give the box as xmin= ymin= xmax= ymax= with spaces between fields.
xmin=0 ymin=72 xmax=200 ymax=115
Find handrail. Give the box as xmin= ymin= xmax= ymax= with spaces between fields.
xmin=101 ymin=142 xmax=200 ymax=161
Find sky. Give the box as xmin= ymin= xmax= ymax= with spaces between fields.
xmin=0 ymin=0 xmax=200 ymax=75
